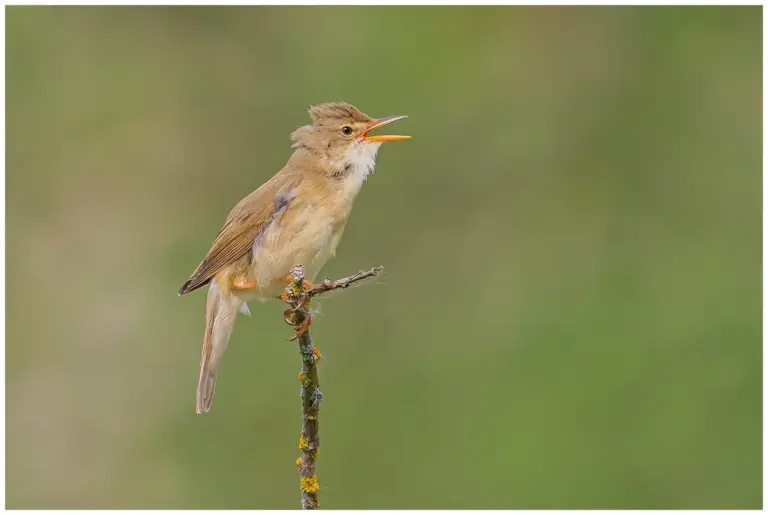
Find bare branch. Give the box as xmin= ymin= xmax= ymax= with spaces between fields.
xmin=306 ymin=266 xmax=384 ymax=297
xmin=281 ymin=264 xmax=383 ymax=509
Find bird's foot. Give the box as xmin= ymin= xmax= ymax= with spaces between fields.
xmin=279 ymin=277 xmax=314 ymax=301
xmin=284 ymin=307 xmax=312 ymax=341
xmin=283 ymin=294 xmax=310 ymax=327
xmin=288 ymin=311 xmax=312 ymax=341
xmin=283 ymin=308 xmax=297 ymax=325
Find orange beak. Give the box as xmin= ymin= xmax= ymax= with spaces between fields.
xmin=361 ymin=115 xmax=411 ymax=142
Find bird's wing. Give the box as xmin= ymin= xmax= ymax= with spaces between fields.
xmin=179 ymin=176 xmax=301 ymax=296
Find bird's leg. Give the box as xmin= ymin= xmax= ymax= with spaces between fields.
xmin=230 ymin=275 xmax=259 ymax=291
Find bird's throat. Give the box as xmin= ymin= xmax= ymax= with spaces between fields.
xmin=337 ymin=141 xmax=381 ymax=198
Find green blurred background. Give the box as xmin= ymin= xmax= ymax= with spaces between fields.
xmin=6 ymin=5 xmax=762 ymax=509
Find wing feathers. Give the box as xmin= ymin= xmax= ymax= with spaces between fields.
xmin=179 ymin=175 xmax=301 ymax=296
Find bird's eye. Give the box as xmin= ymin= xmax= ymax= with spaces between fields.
xmin=341 ymin=126 xmax=353 ymax=136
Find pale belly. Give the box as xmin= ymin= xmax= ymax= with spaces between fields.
xmin=238 ymin=210 xmax=347 ymax=301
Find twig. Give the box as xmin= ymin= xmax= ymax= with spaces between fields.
xmin=281 ymin=264 xmax=383 ymax=509
xmin=305 ymin=266 xmax=384 ymax=297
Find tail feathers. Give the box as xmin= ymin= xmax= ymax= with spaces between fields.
xmin=196 ymin=279 xmax=240 ymax=414
xmin=196 ymin=365 xmax=218 ymax=414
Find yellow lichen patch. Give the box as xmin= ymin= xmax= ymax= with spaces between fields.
xmin=312 ymin=346 xmax=322 ymax=359
xmin=299 ymin=435 xmax=309 ymax=450
xmin=300 ymin=474 xmax=320 ymax=494
xmin=299 ymin=372 xmax=312 ymax=387
xmin=307 ymin=415 xmax=315 ymax=420
xmin=296 ymin=457 xmax=302 ymax=467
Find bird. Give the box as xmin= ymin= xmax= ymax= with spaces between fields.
xmin=179 ymin=102 xmax=410 ymax=414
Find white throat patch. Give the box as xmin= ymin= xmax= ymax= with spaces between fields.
xmin=340 ymin=140 xmax=382 ymax=198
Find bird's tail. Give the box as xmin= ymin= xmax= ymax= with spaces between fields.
xmin=197 ymin=280 xmax=241 ymax=414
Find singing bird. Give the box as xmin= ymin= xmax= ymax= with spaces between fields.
xmin=179 ymin=102 xmax=410 ymax=413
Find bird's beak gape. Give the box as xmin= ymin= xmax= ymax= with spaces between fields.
xmin=361 ymin=115 xmax=411 ymax=142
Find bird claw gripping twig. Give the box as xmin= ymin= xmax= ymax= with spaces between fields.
xmin=280 ymin=265 xmax=383 ymax=339
xmin=281 ymin=265 xmax=311 ymax=340
xmin=283 ymin=291 xmax=311 ymax=339
xmin=287 ymin=311 xmax=312 ymax=342
xmin=279 ymin=264 xmax=383 ymax=509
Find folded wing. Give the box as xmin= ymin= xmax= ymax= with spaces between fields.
xmin=179 ymin=175 xmax=301 ymax=296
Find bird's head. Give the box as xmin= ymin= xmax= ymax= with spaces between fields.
xmin=290 ymin=102 xmax=410 ymax=177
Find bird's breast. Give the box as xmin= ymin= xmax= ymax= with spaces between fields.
xmin=246 ymin=198 xmax=352 ymax=299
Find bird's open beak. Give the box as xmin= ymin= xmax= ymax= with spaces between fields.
xmin=362 ymin=115 xmax=411 ymax=142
